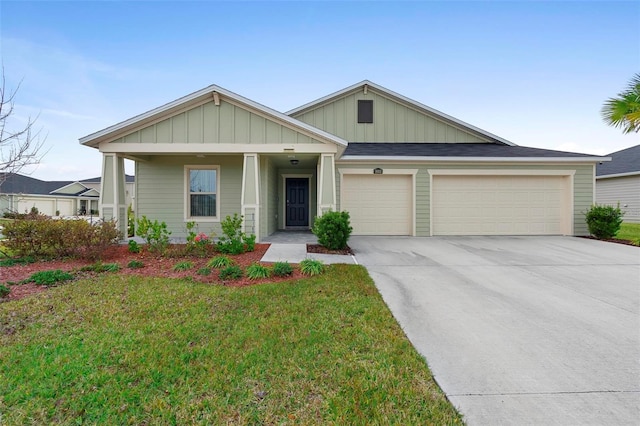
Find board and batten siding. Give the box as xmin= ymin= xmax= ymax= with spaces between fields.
xmin=336 ymin=163 xmax=593 ymax=236
xmin=110 ymin=100 xmax=323 ymax=146
xmin=292 ymin=90 xmax=489 ymax=143
xmin=596 ymin=175 xmax=640 ymax=223
xmin=136 ymin=156 xmax=243 ymax=239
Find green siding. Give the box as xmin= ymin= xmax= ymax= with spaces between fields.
xmin=136 ymin=156 xmax=243 ymax=239
xmin=292 ymin=90 xmax=489 ymax=143
xmin=109 ymin=100 xmax=325 ymax=145
xmin=336 ymin=163 xmax=594 ymax=236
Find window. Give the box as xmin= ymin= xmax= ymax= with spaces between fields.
xmin=358 ymin=100 xmax=373 ymax=123
xmin=186 ymin=166 xmax=218 ymax=219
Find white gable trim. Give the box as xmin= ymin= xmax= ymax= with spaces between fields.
xmin=286 ymin=80 xmax=515 ymax=146
xmin=80 ymin=85 xmax=348 ymax=148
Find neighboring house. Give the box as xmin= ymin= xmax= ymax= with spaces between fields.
xmin=0 ymin=173 xmax=135 ymax=217
xmin=79 ymin=80 xmax=606 ymax=240
xmin=596 ymin=144 xmax=640 ymax=223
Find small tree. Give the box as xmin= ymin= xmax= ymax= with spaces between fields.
xmin=585 ymin=204 xmax=624 ymax=240
xmin=601 ymin=73 xmax=640 ymax=134
xmin=0 ymin=69 xmax=46 ymax=188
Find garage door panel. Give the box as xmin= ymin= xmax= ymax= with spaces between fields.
xmin=342 ymin=174 xmax=412 ymax=236
xmin=433 ymin=175 xmax=569 ymax=236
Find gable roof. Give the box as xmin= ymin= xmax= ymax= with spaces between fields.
xmin=596 ymin=144 xmax=640 ymax=178
xmin=286 ymin=80 xmax=515 ymax=146
xmin=79 ymin=85 xmax=348 ymax=148
xmin=342 ymin=143 xmax=608 ymax=162
xmin=0 ymin=173 xmax=134 ymax=196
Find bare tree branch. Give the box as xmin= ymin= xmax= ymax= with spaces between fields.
xmin=0 ymin=67 xmax=47 ymax=188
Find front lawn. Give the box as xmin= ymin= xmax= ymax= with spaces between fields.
xmin=617 ymin=222 xmax=640 ymax=242
xmin=0 ymin=265 xmax=462 ymax=424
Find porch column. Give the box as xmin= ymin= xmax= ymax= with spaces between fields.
xmin=100 ymin=153 xmax=127 ymax=236
xmin=241 ymin=153 xmax=260 ymax=240
xmin=317 ymin=153 xmax=336 ymax=215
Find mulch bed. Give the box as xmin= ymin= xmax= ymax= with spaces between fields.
xmin=1 ymin=243 xmax=307 ymax=303
xmin=306 ymin=244 xmax=354 ymax=255
xmin=578 ymin=236 xmax=639 ymax=247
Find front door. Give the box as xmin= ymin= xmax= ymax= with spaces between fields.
xmin=286 ymin=178 xmax=309 ymax=227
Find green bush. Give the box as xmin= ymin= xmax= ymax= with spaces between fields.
xmin=2 ymin=217 xmax=121 ymax=260
xmin=219 ymin=265 xmax=243 ymax=280
xmin=0 ymin=284 xmax=9 ymax=298
xmin=207 ymin=255 xmax=233 ymax=269
xmin=312 ymin=210 xmax=353 ymax=250
xmin=197 ymin=267 xmax=211 ymax=276
xmin=173 ymin=261 xmax=193 ymax=272
xmin=585 ymin=204 xmax=624 ymax=239
xmin=272 ymin=261 xmax=293 ymax=277
xmin=216 ymin=214 xmax=256 ymax=254
xmin=128 ymin=240 xmax=140 ymax=253
xmin=81 ymin=262 xmax=120 ymax=273
xmin=127 ymin=205 xmax=135 ymax=237
xmin=0 ymin=256 xmax=36 ymax=267
xmin=300 ymin=259 xmax=324 ymax=276
xmin=26 ymin=270 xmax=74 ymax=286
xmin=246 ymin=263 xmax=270 ymax=280
xmin=127 ymin=260 xmax=144 ymax=269
xmin=185 ymin=222 xmax=213 ymax=257
xmin=136 ymin=216 xmax=171 ymax=254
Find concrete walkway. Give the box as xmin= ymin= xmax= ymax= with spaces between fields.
xmin=260 ymin=231 xmax=356 ymax=264
xmin=350 ymin=236 xmax=640 ymax=425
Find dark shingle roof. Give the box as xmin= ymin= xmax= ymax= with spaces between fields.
xmin=0 ymin=173 xmax=135 ymax=195
xmin=80 ymin=175 xmax=135 ymax=183
xmin=596 ymin=144 xmax=640 ymax=176
xmin=0 ymin=173 xmax=73 ymax=195
xmin=343 ymin=143 xmax=603 ymax=158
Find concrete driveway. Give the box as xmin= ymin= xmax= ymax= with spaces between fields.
xmin=350 ymin=236 xmax=640 ymax=425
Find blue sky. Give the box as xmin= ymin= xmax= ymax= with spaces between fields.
xmin=2 ymin=1 xmax=639 ymax=181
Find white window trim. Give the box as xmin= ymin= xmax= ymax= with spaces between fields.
xmin=184 ymin=165 xmax=220 ymax=222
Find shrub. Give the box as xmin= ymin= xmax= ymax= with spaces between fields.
xmin=0 ymin=256 xmax=36 ymax=267
xmin=173 ymin=261 xmax=193 ymax=272
xmin=219 ymin=265 xmax=243 ymax=280
xmin=127 ymin=260 xmax=144 ymax=269
xmin=128 ymin=240 xmax=141 ymax=253
xmin=217 ymin=214 xmax=256 ymax=254
xmin=312 ymin=211 xmax=353 ymax=250
xmin=185 ymin=222 xmax=212 ymax=257
xmin=300 ymin=259 xmax=324 ymax=276
xmin=272 ymin=261 xmax=293 ymax=277
xmin=136 ymin=216 xmax=171 ymax=254
xmin=197 ymin=267 xmax=211 ymax=276
xmin=585 ymin=204 xmax=624 ymax=239
xmin=127 ymin=204 xmax=135 ymax=237
xmin=81 ymin=262 xmax=120 ymax=273
xmin=246 ymin=263 xmax=270 ymax=280
xmin=26 ymin=270 xmax=74 ymax=286
xmin=2 ymin=217 xmax=121 ymax=260
xmin=0 ymin=284 xmax=9 ymax=298
xmin=207 ymin=255 xmax=233 ymax=269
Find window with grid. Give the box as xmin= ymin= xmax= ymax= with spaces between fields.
xmin=186 ymin=166 xmax=218 ymax=218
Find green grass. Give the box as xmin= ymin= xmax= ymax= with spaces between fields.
xmin=0 ymin=265 xmax=461 ymax=424
xmin=616 ymin=222 xmax=640 ymax=243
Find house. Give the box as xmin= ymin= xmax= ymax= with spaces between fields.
xmin=0 ymin=173 xmax=135 ymax=217
xmin=596 ymin=144 xmax=640 ymax=223
xmin=79 ymin=81 xmax=606 ymax=240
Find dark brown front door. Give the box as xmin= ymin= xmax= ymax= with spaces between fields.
xmin=286 ymin=178 xmax=309 ymax=227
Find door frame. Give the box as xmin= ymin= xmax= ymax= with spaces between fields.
xmin=281 ymin=174 xmax=312 ymax=229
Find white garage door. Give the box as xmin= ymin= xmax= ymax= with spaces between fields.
xmin=56 ymin=199 xmax=74 ymax=216
xmin=432 ymin=175 xmax=570 ymax=235
xmin=342 ymin=174 xmax=412 ymax=235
